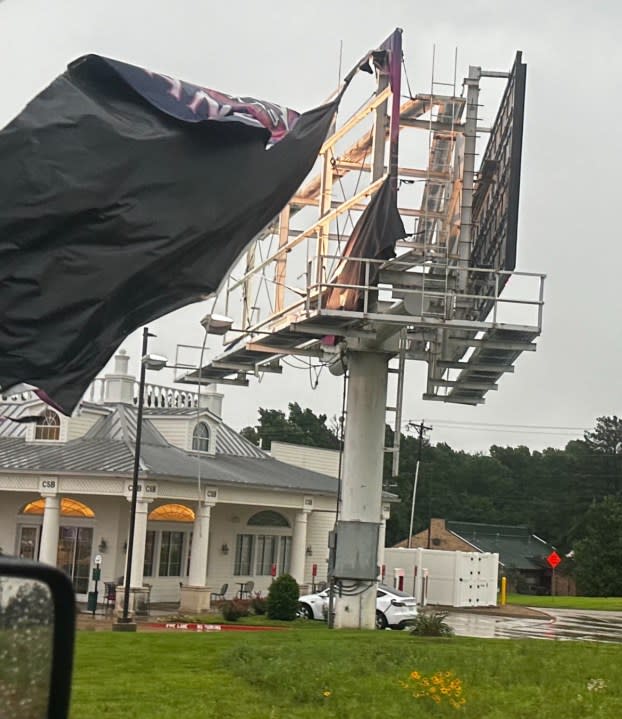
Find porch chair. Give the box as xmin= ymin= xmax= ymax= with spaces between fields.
xmin=211 ymin=583 xmax=228 ymax=602
xmin=104 ymin=582 xmax=117 ymax=612
xmin=137 ymin=583 xmax=152 ymax=615
xmin=241 ymin=580 xmax=254 ymax=598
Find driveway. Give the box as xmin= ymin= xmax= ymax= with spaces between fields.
xmin=445 ymin=608 xmax=622 ymax=643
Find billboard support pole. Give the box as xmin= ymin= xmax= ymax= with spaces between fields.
xmin=333 ymin=351 xmax=389 ymax=629
xmin=333 ymin=39 xmax=399 ymax=628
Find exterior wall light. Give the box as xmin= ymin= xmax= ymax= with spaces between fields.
xmin=221 ymin=543 xmax=229 ymax=555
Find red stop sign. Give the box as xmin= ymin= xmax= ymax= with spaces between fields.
xmin=546 ymin=551 xmax=561 ymax=569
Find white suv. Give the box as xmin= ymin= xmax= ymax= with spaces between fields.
xmin=298 ymin=583 xmax=418 ymax=630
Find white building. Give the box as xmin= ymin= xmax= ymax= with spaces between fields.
xmin=0 ymin=351 xmax=367 ymax=611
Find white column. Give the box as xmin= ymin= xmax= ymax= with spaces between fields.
xmin=335 ymin=351 xmax=388 ymax=629
xmin=127 ymin=499 xmax=150 ymax=588
xmin=290 ymin=510 xmax=309 ymax=585
xmin=188 ymin=502 xmax=212 ymax=587
xmin=39 ymin=495 xmax=60 ymax=566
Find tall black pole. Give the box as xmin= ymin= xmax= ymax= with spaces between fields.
xmin=120 ymin=327 xmax=149 ymax=623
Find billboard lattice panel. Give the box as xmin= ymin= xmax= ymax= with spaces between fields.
xmin=469 ymin=52 xmax=527 ymax=320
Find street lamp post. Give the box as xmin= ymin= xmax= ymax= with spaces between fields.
xmin=111 ymin=330 xmax=195 ymax=629
xmin=115 ymin=327 xmax=154 ymax=629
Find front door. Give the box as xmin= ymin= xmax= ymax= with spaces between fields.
xmin=17 ymin=525 xmax=40 ymax=560
xmin=57 ymin=526 xmax=93 ymax=594
xmin=278 ymin=536 xmax=292 ymax=575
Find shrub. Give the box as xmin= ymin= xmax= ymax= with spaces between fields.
xmin=408 ymin=611 xmax=454 ymax=637
xmin=221 ymin=600 xmax=250 ymax=622
xmin=251 ymin=595 xmax=267 ymax=615
xmin=266 ymin=574 xmax=299 ymax=620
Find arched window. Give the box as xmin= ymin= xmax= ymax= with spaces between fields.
xmin=247 ymin=510 xmax=290 ymax=527
xmin=192 ymin=422 xmax=210 ymax=452
xmin=35 ymin=409 xmax=60 ymax=440
xmin=144 ymin=505 xmax=194 ymax=579
xmin=148 ymin=504 xmax=195 ymax=522
xmin=21 ymin=498 xmax=95 ymax=518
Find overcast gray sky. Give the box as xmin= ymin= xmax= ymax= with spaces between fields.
xmin=2 ymin=1 xmax=620 ymax=452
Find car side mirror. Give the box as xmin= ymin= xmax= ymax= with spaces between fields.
xmin=0 ymin=557 xmax=76 ymax=719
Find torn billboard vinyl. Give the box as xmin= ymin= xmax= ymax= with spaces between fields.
xmin=326 ymin=177 xmax=406 ymax=311
xmin=0 ymin=55 xmax=338 ymax=414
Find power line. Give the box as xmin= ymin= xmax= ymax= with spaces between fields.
xmin=428 ymin=426 xmax=582 ymax=437
xmin=404 ymin=418 xmax=589 ymax=432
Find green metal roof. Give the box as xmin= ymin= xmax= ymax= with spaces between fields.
xmin=446 ymin=520 xmax=555 ymax=571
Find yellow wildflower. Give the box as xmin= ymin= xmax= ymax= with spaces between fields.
xmin=404 ymin=668 xmax=466 ymax=709
xmin=322 ymin=690 xmax=331 ymax=698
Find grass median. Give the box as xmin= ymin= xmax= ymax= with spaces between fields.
xmin=71 ymin=627 xmax=622 ymax=718
xmin=508 ymin=594 xmax=622 ymax=611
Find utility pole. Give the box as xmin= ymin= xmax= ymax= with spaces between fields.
xmin=408 ymin=421 xmax=432 ymax=548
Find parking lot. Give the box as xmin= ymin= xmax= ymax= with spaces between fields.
xmin=447 ymin=608 xmax=622 ymax=643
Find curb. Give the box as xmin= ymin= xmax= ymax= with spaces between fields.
xmin=144 ymin=622 xmax=286 ymax=632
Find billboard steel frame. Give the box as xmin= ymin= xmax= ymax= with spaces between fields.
xmin=176 ymin=31 xmax=544 ymax=630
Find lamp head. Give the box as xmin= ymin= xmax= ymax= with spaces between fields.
xmin=142 ymin=353 xmax=168 ymax=371
xmin=200 ymin=313 xmax=234 ymax=335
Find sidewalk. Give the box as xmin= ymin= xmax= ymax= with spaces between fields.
xmin=76 ymin=601 xmax=185 ymax=631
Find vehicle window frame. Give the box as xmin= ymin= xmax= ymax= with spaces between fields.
xmin=0 ymin=557 xmax=75 ymax=719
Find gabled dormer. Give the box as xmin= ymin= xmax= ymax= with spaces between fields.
xmin=26 ymin=406 xmax=68 ymax=443
xmin=0 ymin=392 xmax=110 ymax=443
xmin=186 ymin=388 xmax=224 ymax=455
xmin=23 ymin=402 xmax=109 ymax=443
xmin=140 ymin=390 xmax=224 ymax=456
xmin=186 ymin=405 xmax=224 ymax=455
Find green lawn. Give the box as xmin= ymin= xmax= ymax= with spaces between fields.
xmin=71 ymin=628 xmax=622 ymax=718
xmin=507 ymin=594 xmax=622 ymax=611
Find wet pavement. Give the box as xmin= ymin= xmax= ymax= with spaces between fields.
xmin=446 ymin=608 xmax=622 ymax=643
xmin=78 ymin=603 xmax=622 ymax=643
